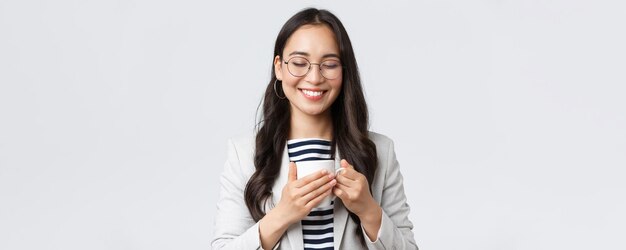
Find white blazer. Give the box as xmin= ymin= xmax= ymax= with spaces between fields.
xmin=211 ymin=132 xmax=418 ymax=250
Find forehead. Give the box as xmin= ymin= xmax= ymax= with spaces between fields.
xmin=283 ymin=24 xmax=340 ymax=58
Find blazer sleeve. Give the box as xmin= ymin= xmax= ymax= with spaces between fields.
xmin=365 ymin=139 xmax=419 ymax=250
xmin=211 ymin=139 xmax=264 ymax=250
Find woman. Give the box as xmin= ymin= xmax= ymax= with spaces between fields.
xmin=212 ymin=8 xmax=418 ymax=250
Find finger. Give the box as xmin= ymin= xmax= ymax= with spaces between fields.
xmin=336 ymin=167 xmax=359 ymax=182
xmin=302 ymin=178 xmax=336 ymax=203
xmin=339 ymin=159 xmax=356 ymax=177
xmin=333 ymin=184 xmax=350 ymax=201
xmin=305 ymin=186 xmax=334 ymax=209
xmin=288 ymin=162 xmax=297 ymax=182
xmin=335 ymin=182 xmax=351 ymax=193
xmin=341 ymin=159 xmax=354 ymax=169
xmin=300 ymin=172 xmax=335 ymax=195
xmin=335 ymin=173 xmax=357 ymax=186
xmin=339 ymin=159 xmax=361 ymax=179
xmin=295 ymin=169 xmax=330 ymax=188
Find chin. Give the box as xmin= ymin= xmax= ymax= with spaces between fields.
xmin=304 ymin=108 xmax=330 ymax=116
xmin=291 ymin=105 xmax=325 ymax=116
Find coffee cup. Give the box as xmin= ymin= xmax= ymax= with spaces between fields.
xmin=295 ymin=159 xmax=344 ymax=207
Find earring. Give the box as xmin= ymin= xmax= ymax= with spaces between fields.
xmin=273 ymin=79 xmax=286 ymax=99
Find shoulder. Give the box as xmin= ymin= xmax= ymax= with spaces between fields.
xmin=367 ymin=131 xmax=398 ymax=169
xmin=229 ymin=132 xmax=255 ymax=148
xmin=367 ymin=131 xmax=394 ymax=150
xmin=225 ymin=132 xmax=256 ymax=162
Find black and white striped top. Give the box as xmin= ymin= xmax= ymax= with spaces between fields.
xmin=287 ymin=138 xmax=334 ymax=250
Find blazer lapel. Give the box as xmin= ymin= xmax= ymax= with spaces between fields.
xmin=333 ymin=199 xmax=349 ymax=250
xmin=271 ymin=144 xmax=304 ymax=249
xmin=270 ymin=144 xmax=289 ymax=208
xmin=332 ymin=149 xmax=349 ymax=249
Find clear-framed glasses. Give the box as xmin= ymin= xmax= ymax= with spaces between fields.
xmin=283 ymin=56 xmax=343 ymax=80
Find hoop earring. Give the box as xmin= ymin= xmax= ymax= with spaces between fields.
xmin=273 ymin=79 xmax=286 ymax=99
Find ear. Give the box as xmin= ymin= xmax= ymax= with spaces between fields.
xmin=274 ymin=55 xmax=283 ymax=81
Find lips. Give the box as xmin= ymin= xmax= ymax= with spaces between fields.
xmin=299 ymin=88 xmax=326 ymax=101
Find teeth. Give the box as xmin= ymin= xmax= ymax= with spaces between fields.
xmin=302 ymin=89 xmax=323 ymax=97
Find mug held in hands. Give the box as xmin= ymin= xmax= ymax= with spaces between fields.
xmin=295 ymin=159 xmax=344 ymax=207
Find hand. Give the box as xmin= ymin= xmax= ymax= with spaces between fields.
xmin=260 ymin=162 xmax=336 ymax=250
xmin=333 ymin=159 xmax=382 ymax=235
xmin=274 ymin=162 xmax=337 ymax=225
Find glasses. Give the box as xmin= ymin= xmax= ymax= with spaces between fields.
xmin=283 ymin=56 xmax=343 ymax=80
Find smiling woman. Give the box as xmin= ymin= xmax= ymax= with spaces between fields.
xmin=211 ymin=8 xmax=418 ymax=250
xmin=276 ymin=24 xmax=343 ymax=120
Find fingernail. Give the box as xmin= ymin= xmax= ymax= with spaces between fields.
xmin=321 ymin=170 xmax=328 ymax=174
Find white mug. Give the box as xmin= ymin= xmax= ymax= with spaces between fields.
xmin=295 ymin=159 xmax=344 ymax=207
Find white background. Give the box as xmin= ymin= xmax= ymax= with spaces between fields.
xmin=1 ymin=0 xmax=625 ymax=249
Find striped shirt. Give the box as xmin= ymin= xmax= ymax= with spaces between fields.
xmin=287 ymin=138 xmax=334 ymax=250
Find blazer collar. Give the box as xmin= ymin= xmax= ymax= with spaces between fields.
xmin=270 ymin=143 xmax=349 ymax=250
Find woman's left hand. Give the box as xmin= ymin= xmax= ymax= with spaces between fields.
xmin=334 ymin=159 xmax=383 ymax=241
xmin=333 ymin=159 xmax=381 ymax=219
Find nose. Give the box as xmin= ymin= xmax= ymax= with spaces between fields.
xmin=305 ymin=64 xmax=324 ymax=84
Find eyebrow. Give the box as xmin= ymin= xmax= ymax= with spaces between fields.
xmin=287 ymin=51 xmax=340 ymax=59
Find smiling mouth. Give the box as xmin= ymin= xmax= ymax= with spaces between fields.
xmin=299 ymin=88 xmax=327 ymax=100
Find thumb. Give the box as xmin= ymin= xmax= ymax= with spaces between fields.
xmin=340 ymin=159 xmax=354 ymax=169
xmin=288 ymin=162 xmax=297 ymax=182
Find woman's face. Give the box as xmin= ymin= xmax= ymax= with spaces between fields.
xmin=274 ymin=24 xmax=343 ymax=118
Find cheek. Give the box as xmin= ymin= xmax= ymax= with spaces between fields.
xmin=280 ymin=76 xmax=301 ymax=95
xmin=331 ymin=79 xmax=343 ymax=93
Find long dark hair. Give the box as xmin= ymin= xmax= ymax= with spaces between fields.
xmin=244 ymin=8 xmax=378 ymax=245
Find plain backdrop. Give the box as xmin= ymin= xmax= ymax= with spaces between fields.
xmin=1 ymin=0 xmax=625 ymax=249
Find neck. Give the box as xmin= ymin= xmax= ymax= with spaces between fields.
xmin=289 ymin=110 xmax=333 ymax=140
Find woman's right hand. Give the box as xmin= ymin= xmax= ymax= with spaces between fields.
xmin=259 ymin=162 xmax=336 ymax=250
xmin=275 ymin=162 xmax=337 ymax=225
